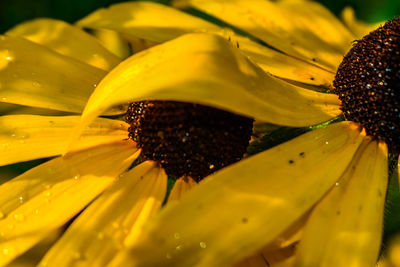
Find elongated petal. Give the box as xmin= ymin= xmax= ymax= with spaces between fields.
xmin=227 ymin=32 xmax=335 ymax=87
xmin=341 ymin=7 xmax=382 ymax=39
xmin=90 ymin=29 xmax=131 ymax=59
xmin=0 ymin=141 xmax=138 ymax=265
xmin=74 ymin=33 xmax=341 ymax=146
xmin=168 ymin=176 xmax=197 ymax=202
xmin=109 ymin=122 xmax=365 ymax=267
xmin=0 ymin=35 xmax=105 ymax=113
xmin=0 ymin=115 xmax=130 ymax=166
xmin=76 ymin=1 xmax=220 ymax=43
xmin=294 ymin=139 xmax=388 ymax=267
xmin=78 ymin=1 xmax=335 ymax=86
xmin=7 ymin=18 xmax=121 ymax=71
xmin=39 ymin=161 xmax=166 ymax=267
xmin=181 ymin=0 xmax=354 ymax=70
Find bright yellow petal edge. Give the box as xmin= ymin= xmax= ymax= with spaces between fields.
xmin=68 ymin=32 xmax=342 ymax=153
xmin=109 ymin=121 xmax=365 ymax=267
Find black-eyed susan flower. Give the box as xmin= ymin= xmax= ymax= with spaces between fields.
xmin=0 ymin=1 xmax=396 ymax=267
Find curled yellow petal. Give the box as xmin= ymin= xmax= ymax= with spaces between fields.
xmin=73 ymin=33 xmax=341 ymax=149
xmin=109 ymin=122 xmax=364 ymax=267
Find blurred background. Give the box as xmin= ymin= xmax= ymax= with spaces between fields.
xmin=0 ymin=0 xmax=400 ymax=33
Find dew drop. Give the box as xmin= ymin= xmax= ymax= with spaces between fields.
xmin=2 ymin=248 xmax=9 ymax=255
xmin=18 ymin=196 xmax=24 ymax=204
xmin=325 ymin=141 xmax=329 ymax=145
xmin=13 ymin=213 xmax=25 ymax=221
xmin=335 ymin=182 xmax=340 ymax=186
xmin=32 ymin=81 xmax=41 ymax=87
xmin=93 ymin=83 xmax=97 ymax=88
xmin=73 ymin=174 xmax=80 ymax=180
xmin=73 ymin=252 xmax=81 ymax=260
xmin=174 ymin=232 xmax=181 ymax=240
xmin=199 ymin=241 xmax=207 ymax=249
xmin=175 ymin=245 xmax=183 ymax=251
xmin=97 ymin=232 xmax=105 ymax=240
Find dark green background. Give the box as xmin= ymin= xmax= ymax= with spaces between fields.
xmin=0 ymin=0 xmax=399 ymax=33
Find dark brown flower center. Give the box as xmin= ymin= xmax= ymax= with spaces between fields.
xmin=333 ymin=17 xmax=400 ymax=153
xmin=126 ymin=101 xmax=253 ymax=181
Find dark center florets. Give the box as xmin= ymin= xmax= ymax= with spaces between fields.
xmin=126 ymin=101 xmax=253 ymax=181
xmin=333 ymin=17 xmax=400 ymax=153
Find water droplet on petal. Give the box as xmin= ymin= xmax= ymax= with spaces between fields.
xmin=18 ymin=196 xmax=24 ymax=204
xmin=32 ymin=81 xmax=41 ymax=87
xmin=73 ymin=252 xmax=81 ymax=260
xmin=2 ymin=248 xmax=9 ymax=255
xmin=13 ymin=213 xmax=25 ymax=221
xmin=199 ymin=241 xmax=207 ymax=249
xmin=174 ymin=232 xmax=181 ymax=240
xmin=97 ymin=232 xmax=105 ymax=240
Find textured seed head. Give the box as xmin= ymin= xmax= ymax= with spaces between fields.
xmin=126 ymin=101 xmax=253 ymax=181
xmin=333 ymin=17 xmax=400 ymax=153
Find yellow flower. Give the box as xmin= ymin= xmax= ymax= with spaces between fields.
xmin=0 ymin=1 xmax=394 ymax=267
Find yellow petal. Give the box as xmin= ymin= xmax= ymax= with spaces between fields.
xmin=225 ymin=32 xmax=335 ymax=87
xmin=0 ymin=141 xmax=138 ymax=265
xmin=181 ymin=0 xmax=354 ymax=71
xmin=168 ymin=176 xmax=197 ymax=202
xmin=294 ymin=139 xmax=388 ymax=267
xmin=89 ymin=28 xmax=131 ymax=59
xmin=7 ymin=229 xmax=61 ymax=267
xmin=0 ymin=35 xmax=105 ymax=113
xmin=0 ymin=115 xmax=130 ymax=166
xmin=110 ymin=122 xmax=365 ymax=267
xmin=39 ymin=161 xmax=166 ymax=267
xmin=76 ymin=1 xmax=220 ymax=43
xmin=77 ymin=1 xmax=334 ymax=86
xmin=74 ymin=33 xmax=341 ymax=146
xmin=7 ymin=18 xmax=121 ymax=71
xmin=341 ymin=7 xmax=383 ymax=39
